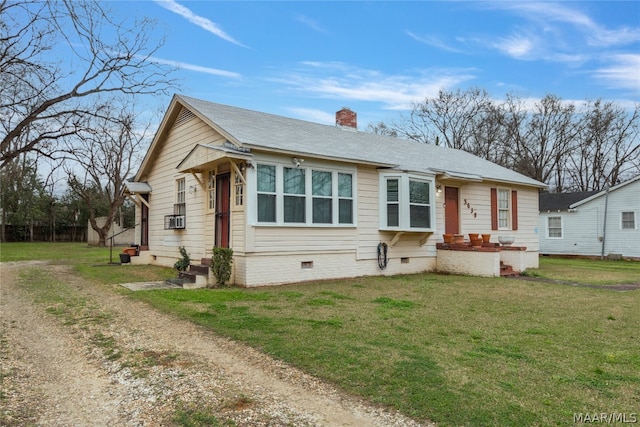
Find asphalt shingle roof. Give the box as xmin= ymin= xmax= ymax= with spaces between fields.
xmin=177 ymin=95 xmax=545 ymax=188
xmin=539 ymin=191 xmax=599 ymax=211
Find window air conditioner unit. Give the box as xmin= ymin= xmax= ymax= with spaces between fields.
xmin=164 ymin=214 xmax=186 ymax=230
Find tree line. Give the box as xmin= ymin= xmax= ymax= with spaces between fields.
xmin=2 ymin=1 xmax=637 ymax=243
xmin=367 ymin=88 xmax=640 ymax=192
xmin=0 ymin=0 xmax=174 ymax=244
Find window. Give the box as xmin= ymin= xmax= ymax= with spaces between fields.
xmin=338 ymin=173 xmax=353 ymax=224
xmin=254 ymin=163 xmax=355 ymax=226
xmin=409 ymin=179 xmax=431 ymax=228
xmin=207 ymin=171 xmax=215 ymax=211
xmin=498 ymin=189 xmax=510 ymax=229
xmin=491 ymin=188 xmax=518 ymax=231
xmin=380 ymin=174 xmax=434 ymax=231
xmin=622 ymin=211 xmax=636 ymax=230
xmin=166 ymin=178 xmax=186 ymax=230
xmin=234 ymin=169 xmax=244 ymax=207
xmin=257 ymin=164 xmax=276 ymax=222
xmin=176 ymin=178 xmax=186 ymax=215
xmin=312 ymin=170 xmax=332 ymax=224
xmin=547 ymin=216 xmax=562 ymax=238
xmin=386 ymin=178 xmax=400 ymax=227
xmin=283 ymin=167 xmax=306 ymax=223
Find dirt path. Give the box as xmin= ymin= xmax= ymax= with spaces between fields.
xmin=0 ymin=261 xmax=427 ymax=427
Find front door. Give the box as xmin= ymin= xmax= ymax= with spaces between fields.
xmin=215 ymin=173 xmax=231 ymax=248
xmin=444 ymin=186 xmax=459 ymax=235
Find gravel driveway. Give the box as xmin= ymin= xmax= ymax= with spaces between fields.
xmin=0 ymin=261 xmax=428 ymax=426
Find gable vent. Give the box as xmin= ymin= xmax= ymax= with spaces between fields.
xmin=175 ymin=108 xmax=195 ymax=127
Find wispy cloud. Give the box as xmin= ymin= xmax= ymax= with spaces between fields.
xmin=406 ymin=31 xmax=464 ymax=53
xmin=273 ymin=62 xmax=477 ymax=110
xmin=592 ymin=54 xmax=640 ymax=93
xmin=491 ymin=32 xmax=536 ymax=59
xmin=294 ymin=14 xmax=328 ymax=34
xmin=150 ymin=56 xmax=242 ymax=78
xmin=154 ymin=0 xmax=246 ymax=47
xmin=489 ymin=2 xmax=640 ymax=47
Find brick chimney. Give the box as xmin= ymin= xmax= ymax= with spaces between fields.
xmin=336 ymin=107 xmax=357 ymax=129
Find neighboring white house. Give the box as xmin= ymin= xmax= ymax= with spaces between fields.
xmin=539 ymin=176 xmax=640 ymax=259
xmin=124 ymin=94 xmax=546 ymax=286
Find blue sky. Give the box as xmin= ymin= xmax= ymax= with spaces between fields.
xmin=107 ymin=0 xmax=640 ymax=129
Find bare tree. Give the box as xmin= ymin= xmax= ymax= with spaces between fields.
xmin=568 ymin=100 xmax=640 ymax=191
xmin=66 ymin=102 xmax=151 ymax=246
xmin=0 ymin=0 xmax=175 ymax=166
xmin=502 ymin=94 xmax=579 ymax=190
xmin=399 ymin=88 xmax=493 ymax=149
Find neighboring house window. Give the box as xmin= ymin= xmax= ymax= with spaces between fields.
xmin=257 ymin=164 xmax=276 ymax=222
xmin=547 ymin=216 xmax=563 ymax=238
xmin=491 ymin=188 xmax=518 ymax=231
xmin=621 ymin=211 xmax=636 ymax=229
xmin=207 ymin=171 xmax=215 ymax=211
xmin=176 ymin=178 xmax=186 ymax=215
xmin=254 ymin=163 xmax=355 ymax=226
xmin=234 ymin=169 xmax=244 ymax=207
xmin=380 ymin=173 xmax=434 ymax=231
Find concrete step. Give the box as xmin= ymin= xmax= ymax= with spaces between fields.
xmin=189 ymin=264 xmax=209 ymax=275
xmin=500 ymin=262 xmax=520 ymax=277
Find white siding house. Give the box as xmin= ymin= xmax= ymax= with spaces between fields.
xmin=125 ymin=95 xmax=546 ymax=286
xmin=539 ymin=176 xmax=640 ymax=259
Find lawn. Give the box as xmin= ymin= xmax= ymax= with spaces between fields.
xmin=2 ymin=243 xmax=639 ymax=426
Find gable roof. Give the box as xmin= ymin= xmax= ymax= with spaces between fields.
xmin=570 ymin=175 xmax=640 ymax=208
xmin=539 ymin=191 xmax=598 ymax=211
xmin=538 ymin=175 xmax=640 ymax=211
xmin=137 ymin=94 xmax=546 ymax=188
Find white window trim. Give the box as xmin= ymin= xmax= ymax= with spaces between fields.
xmin=249 ymin=159 xmax=357 ymax=227
xmin=547 ymin=215 xmax=563 ymax=239
xmin=621 ymin=211 xmax=636 ymax=230
xmin=497 ymin=187 xmax=511 ymax=230
xmin=207 ymin=170 xmax=216 ymax=212
xmin=176 ymin=178 xmax=186 ymax=206
xmin=379 ymin=172 xmax=436 ymax=232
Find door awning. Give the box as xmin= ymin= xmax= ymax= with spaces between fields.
xmin=123 ymin=181 xmax=152 ymax=194
xmin=433 ymin=169 xmax=483 ymax=182
xmin=176 ymin=144 xmax=253 ymax=173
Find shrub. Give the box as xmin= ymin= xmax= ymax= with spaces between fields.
xmin=174 ymin=246 xmax=191 ymax=272
xmin=211 ymin=247 xmax=233 ymax=286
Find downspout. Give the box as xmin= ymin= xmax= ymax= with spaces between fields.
xmin=600 ymin=185 xmax=610 ymax=260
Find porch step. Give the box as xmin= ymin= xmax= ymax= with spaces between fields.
xmin=171 ymin=262 xmax=209 ymax=289
xmin=500 ymin=261 xmax=520 ymax=278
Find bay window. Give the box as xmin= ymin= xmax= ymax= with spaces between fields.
xmin=380 ymin=173 xmax=434 ymax=231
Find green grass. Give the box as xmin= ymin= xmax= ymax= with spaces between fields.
xmin=132 ymin=275 xmax=640 ymax=426
xmin=0 ymin=242 xmax=114 ymax=263
xmin=3 ymin=242 xmax=639 ymax=426
xmin=525 ymin=256 xmax=640 ymax=285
